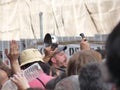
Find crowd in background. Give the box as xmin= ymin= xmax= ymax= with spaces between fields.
xmin=0 ymin=22 xmax=120 ymax=90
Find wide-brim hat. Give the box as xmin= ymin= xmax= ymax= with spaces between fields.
xmin=20 ymin=48 xmax=44 ymax=66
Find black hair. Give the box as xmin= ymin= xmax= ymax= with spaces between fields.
xmin=79 ymin=62 xmax=109 ymax=90
xmin=106 ymin=22 xmax=120 ymax=87
xmin=21 ymin=61 xmax=51 ymax=75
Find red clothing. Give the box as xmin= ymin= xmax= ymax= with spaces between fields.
xmin=29 ymin=72 xmax=54 ymax=89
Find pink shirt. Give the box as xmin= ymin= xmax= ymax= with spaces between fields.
xmin=29 ymin=72 xmax=54 ymax=89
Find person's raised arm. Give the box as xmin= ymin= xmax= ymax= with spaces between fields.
xmin=5 ymin=40 xmax=21 ymax=74
xmin=80 ymin=38 xmax=90 ymax=50
xmin=43 ymin=46 xmax=58 ymax=63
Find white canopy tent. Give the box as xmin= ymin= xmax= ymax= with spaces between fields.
xmin=0 ymin=0 xmax=120 ymax=41
xmin=0 ymin=0 xmax=120 ymax=63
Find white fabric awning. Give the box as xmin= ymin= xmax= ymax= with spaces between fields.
xmin=0 ymin=0 xmax=120 ymax=40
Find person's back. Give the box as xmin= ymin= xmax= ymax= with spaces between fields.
xmin=29 ymin=72 xmax=53 ymax=88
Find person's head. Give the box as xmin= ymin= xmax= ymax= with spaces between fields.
xmin=106 ymin=22 xmax=120 ymax=89
xmin=79 ymin=62 xmax=110 ymax=90
xmin=0 ymin=60 xmax=12 ymax=77
xmin=54 ymin=75 xmax=80 ymax=90
xmin=95 ymin=47 xmax=106 ymax=60
xmin=0 ymin=69 xmax=9 ymax=89
xmin=19 ymin=48 xmax=50 ymax=75
xmin=48 ymin=46 xmax=67 ymax=68
xmin=0 ymin=60 xmax=12 ymax=89
xmin=67 ymin=50 xmax=102 ymax=76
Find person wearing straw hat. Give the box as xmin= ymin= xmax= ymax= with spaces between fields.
xmin=5 ymin=40 xmax=54 ymax=89
xmin=19 ymin=48 xmax=54 ymax=89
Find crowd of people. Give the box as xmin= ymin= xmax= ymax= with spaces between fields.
xmin=0 ymin=22 xmax=120 ymax=90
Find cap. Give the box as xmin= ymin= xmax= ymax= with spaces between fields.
xmin=51 ymin=45 xmax=67 ymax=56
xmin=56 ymin=45 xmax=67 ymax=53
xmin=20 ymin=48 xmax=44 ymax=66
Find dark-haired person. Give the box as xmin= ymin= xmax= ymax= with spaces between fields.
xmin=105 ymin=22 xmax=120 ymax=90
xmin=79 ymin=62 xmax=112 ymax=90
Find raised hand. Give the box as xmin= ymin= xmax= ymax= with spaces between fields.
xmin=5 ymin=40 xmax=19 ymax=62
xmin=5 ymin=40 xmax=21 ymax=74
xmin=80 ymin=38 xmax=90 ymax=50
xmin=43 ymin=46 xmax=58 ymax=62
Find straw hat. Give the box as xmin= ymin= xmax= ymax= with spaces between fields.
xmin=20 ymin=48 xmax=44 ymax=66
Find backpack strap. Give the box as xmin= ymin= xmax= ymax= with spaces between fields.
xmin=36 ymin=77 xmax=46 ymax=88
